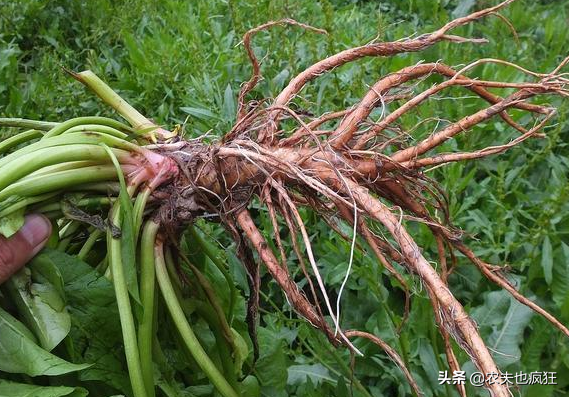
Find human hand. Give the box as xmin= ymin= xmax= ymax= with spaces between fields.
xmin=0 ymin=214 xmax=52 ymax=284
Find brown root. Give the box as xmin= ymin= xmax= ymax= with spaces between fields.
xmin=146 ymin=2 xmax=569 ymax=395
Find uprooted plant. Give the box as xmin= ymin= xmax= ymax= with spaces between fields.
xmin=1 ymin=0 xmax=568 ymax=396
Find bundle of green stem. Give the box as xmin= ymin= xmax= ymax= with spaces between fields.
xmin=1 ymin=2 xmax=569 ymax=397
xmin=1 ymin=73 xmax=247 ymax=397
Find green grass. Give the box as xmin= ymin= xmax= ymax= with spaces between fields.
xmin=1 ymin=0 xmax=569 ymax=396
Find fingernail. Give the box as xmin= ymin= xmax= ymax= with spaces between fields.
xmin=19 ymin=214 xmax=52 ymax=248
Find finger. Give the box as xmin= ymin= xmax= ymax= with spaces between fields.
xmin=0 ymin=214 xmax=52 ymax=284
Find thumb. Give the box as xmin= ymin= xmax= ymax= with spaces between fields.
xmin=0 ymin=214 xmax=52 ymax=284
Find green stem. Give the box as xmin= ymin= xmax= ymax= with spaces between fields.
xmin=69 ymin=181 xmax=120 ymax=194
xmin=157 ymin=382 xmax=178 ymax=397
xmin=64 ymin=124 xmax=128 ymax=139
xmin=0 ymin=118 xmax=58 ymax=131
xmin=164 ymin=249 xmax=184 ymax=293
xmin=96 ymin=256 xmax=109 ymax=274
xmin=138 ymin=221 xmax=160 ymax=397
xmin=188 ymin=226 xmax=236 ymax=321
xmin=155 ymin=243 xmax=239 ymax=397
xmin=73 ymin=71 xmax=154 ymax=131
xmin=0 ymin=130 xmax=43 ymax=154
xmin=0 ymin=131 xmax=139 ymax=168
xmin=77 ymin=229 xmax=104 ymax=261
xmin=312 ymin=335 xmax=374 ymax=397
xmin=171 ymin=251 xmax=238 ymax=386
xmin=72 ymin=70 xmax=176 ymax=140
xmin=42 ymin=116 xmax=135 ymax=139
xmin=301 ymin=339 xmax=342 ymax=378
xmin=180 ymin=253 xmax=236 ymax=353
xmin=27 ymin=160 xmax=107 ymax=178
xmin=193 ymin=301 xmax=238 ymax=389
xmin=0 ymin=192 xmax=58 ymax=218
xmin=58 ymin=221 xmax=82 ymax=251
xmin=0 ymin=165 xmax=119 ymax=200
xmin=108 ymin=207 xmax=148 ymax=397
xmin=0 ymin=144 xmax=128 ymax=191
xmin=133 ymin=189 xmax=152 ymax=241
xmin=43 ymin=210 xmax=64 ymax=221
xmin=35 ymin=196 xmax=111 ymax=213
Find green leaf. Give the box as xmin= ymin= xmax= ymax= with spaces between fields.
xmin=521 ymin=318 xmax=550 ymax=369
xmin=240 ymin=375 xmax=260 ymax=397
xmin=254 ymin=328 xmax=288 ymax=389
xmin=29 ymin=254 xmax=66 ymax=298
xmin=451 ymin=0 xmax=476 ymax=18
xmin=271 ymin=69 xmax=290 ymax=90
xmin=472 ymin=290 xmax=534 ymax=367
xmin=542 ymin=236 xmax=553 ymax=285
xmin=41 ymin=249 xmax=132 ymax=393
xmin=334 ymin=376 xmax=349 ymax=397
xmin=180 ymin=106 xmax=218 ymax=120
xmin=287 ymin=363 xmax=333 ymax=386
xmin=0 ymin=206 xmax=24 ymax=237
xmin=0 ymin=380 xmax=88 ymax=397
xmin=231 ymin=328 xmax=248 ymax=375
xmin=551 ymin=242 xmax=569 ymax=307
xmin=0 ymin=307 xmax=90 ymax=376
xmin=120 ymin=208 xmax=140 ymax=304
xmin=418 ymin=339 xmax=440 ymax=389
xmin=2 ymin=264 xmax=71 ymax=351
xmin=101 ymin=143 xmax=140 ymax=303
xmin=222 ymin=84 xmax=235 ymax=122
xmin=123 ymin=34 xmax=146 ymax=70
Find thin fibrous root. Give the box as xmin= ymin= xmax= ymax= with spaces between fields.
xmin=344 ymin=330 xmax=423 ymax=397
xmin=454 ymin=241 xmax=569 ymax=339
xmin=265 ymin=0 xmax=517 ymax=139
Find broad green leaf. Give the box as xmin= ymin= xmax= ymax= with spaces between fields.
xmin=240 ymin=375 xmax=260 ymax=397
xmin=255 ymin=328 xmax=288 ymax=389
xmin=418 ymin=339 xmax=440 ymax=389
xmin=471 ymin=290 xmax=511 ymax=329
xmin=541 ymin=236 xmax=553 ymax=285
xmin=287 ymin=363 xmax=333 ymax=386
xmin=472 ymin=290 xmax=534 ymax=367
xmin=0 ymin=380 xmax=88 ymax=397
xmin=3 ymin=265 xmax=70 ymax=351
xmin=0 ymin=307 xmax=90 ymax=376
xmin=29 ymin=254 xmax=66 ymax=298
xmin=41 ymin=249 xmax=132 ymax=393
xmin=0 ymin=304 xmax=36 ymax=342
xmin=497 ymin=297 xmax=535 ymax=361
